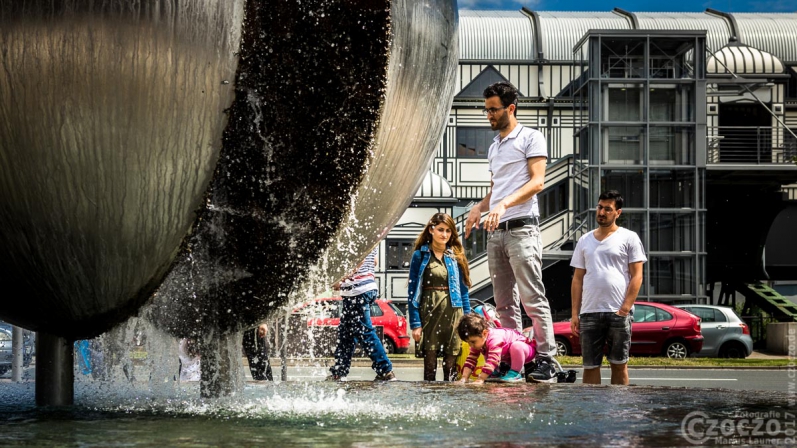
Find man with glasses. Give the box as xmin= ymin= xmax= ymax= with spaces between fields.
xmin=464 ymin=81 xmax=556 ymax=382
xmin=570 ymin=190 xmax=646 ymax=385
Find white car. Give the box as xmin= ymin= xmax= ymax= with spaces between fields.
xmin=674 ymin=305 xmax=753 ymax=358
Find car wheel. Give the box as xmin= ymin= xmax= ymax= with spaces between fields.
xmin=383 ymin=338 xmax=396 ymax=354
xmin=664 ymin=341 xmax=688 ymax=359
xmin=555 ymin=337 xmax=571 ymax=356
xmin=718 ymin=341 xmax=747 ymax=359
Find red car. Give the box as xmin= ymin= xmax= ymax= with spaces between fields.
xmin=552 ymin=302 xmax=704 ymax=359
xmin=292 ymin=297 xmax=410 ymax=354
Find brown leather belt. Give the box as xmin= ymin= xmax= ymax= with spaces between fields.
xmin=423 ymin=286 xmax=449 ymax=291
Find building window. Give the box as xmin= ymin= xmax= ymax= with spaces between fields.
xmin=649 ymin=213 xmax=695 ymax=251
xmin=456 ymin=127 xmax=496 ymax=158
xmin=649 ymin=169 xmax=695 ymax=208
xmin=464 ymin=228 xmax=488 ymax=261
xmin=601 ymin=169 xmax=646 ymax=208
xmin=650 ymin=86 xmax=694 ymax=122
xmin=606 ymin=86 xmax=642 ymax=121
xmin=386 ymin=239 xmax=414 ymax=270
xmin=649 ymin=256 xmax=696 ymax=296
xmin=538 ymin=181 xmax=568 ymax=221
xmin=649 ymin=126 xmax=696 ymax=165
xmin=602 ymin=126 xmax=644 ymax=164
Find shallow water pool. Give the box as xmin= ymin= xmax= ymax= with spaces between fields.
xmin=1 ymin=381 xmax=793 ymax=446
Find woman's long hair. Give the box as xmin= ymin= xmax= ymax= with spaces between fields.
xmin=413 ymin=213 xmax=472 ymax=287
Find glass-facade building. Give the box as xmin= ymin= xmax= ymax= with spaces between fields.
xmin=572 ymin=31 xmax=708 ymax=303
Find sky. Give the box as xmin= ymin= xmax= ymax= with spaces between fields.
xmin=457 ymin=0 xmax=797 ymax=13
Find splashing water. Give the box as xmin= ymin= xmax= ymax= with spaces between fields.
xmin=1 ymin=379 xmax=794 ymax=446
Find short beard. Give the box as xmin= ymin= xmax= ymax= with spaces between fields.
xmin=491 ymin=114 xmax=509 ymax=132
xmin=597 ymin=219 xmax=614 ymax=228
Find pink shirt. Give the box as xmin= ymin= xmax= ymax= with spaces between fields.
xmin=464 ymin=328 xmax=534 ymax=376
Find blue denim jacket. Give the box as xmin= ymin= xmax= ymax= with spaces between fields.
xmin=407 ymin=244 xmax=471 ymax=330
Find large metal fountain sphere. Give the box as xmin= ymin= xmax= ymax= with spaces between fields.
xmin=0 ymin=0 xmax=459 ymax=340
xmin=0 ymin=1 xmax=244 ymax=339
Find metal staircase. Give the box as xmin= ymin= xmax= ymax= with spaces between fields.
xmin=738 ymin=283 xmax=797 ymax=322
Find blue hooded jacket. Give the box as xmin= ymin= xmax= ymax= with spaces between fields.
xmin=407 ymin=244 xmax=471 ymax=330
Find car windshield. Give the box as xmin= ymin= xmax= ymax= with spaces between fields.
xmin=388 ymin=302 xmax=404 ymax=317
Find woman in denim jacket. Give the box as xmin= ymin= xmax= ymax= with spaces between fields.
xmin=408 ymin=213 xmax=472 ymax=381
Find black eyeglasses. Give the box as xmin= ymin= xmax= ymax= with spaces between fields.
xmin=482 ymin=107 xmax=506 ymax=116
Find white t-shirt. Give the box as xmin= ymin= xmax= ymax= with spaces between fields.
xmin=570 ymin=227 xmax=647 ymax=314
xmin=487 ymin=124 xmax=547 ymax=222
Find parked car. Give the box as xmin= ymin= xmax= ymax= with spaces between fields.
xmin=674 ymin=305 xmax=753 ymax=358
xmin=0 ymin=322 xmax=34 ymax=375
xmin=552 ymin=302 xmax=704 ymax=359
xmin=291 ymin=297 xmax=410 ymax=354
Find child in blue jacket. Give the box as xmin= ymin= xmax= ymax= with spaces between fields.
xmin=408 ymin=213 xmax=472 ymax=381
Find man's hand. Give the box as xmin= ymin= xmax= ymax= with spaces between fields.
xmin=464 ymin=207 xmax=482 ymax=239
xmin=412 ymin=327 xmax=422 ymax=342
xmin=616 ymin=308 xmax=630 ymax=317
xmin=571 ymin=315 xmax=580 ymax=336
xmin=483 ymin=202 xmax=507 ymax=232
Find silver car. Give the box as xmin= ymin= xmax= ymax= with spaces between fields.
xmin=674 ymin=305 xmax=753 ymax=358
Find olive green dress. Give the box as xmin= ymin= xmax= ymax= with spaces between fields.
xmin=418 ymin=255 xmax=462 ymax=356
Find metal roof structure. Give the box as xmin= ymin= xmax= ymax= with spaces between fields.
xmin=459 ymin=10 xmax=535 ymax=61
xmin=534 ymin=11 xmax=630 ymax=61
xmin=459 ymin=10 xmax=797 ymax=65
xmin=734 ymin=14 xmax=797 ymax=63
xmin=635 ymin=12 xmax=732 ymax=55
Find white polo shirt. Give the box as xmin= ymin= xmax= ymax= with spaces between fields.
xmin=487 ymin=124 xmax=548 ymax=222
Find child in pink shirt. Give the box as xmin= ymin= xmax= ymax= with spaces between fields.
xmin=457 ymin=314 xmax=536 ymax=383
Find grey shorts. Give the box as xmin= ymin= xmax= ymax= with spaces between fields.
xmin=580 ymin=312 xmax=632 ymax=369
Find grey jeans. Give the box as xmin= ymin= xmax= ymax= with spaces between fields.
xmin=487 ymin=224 xmax=555 ymax=358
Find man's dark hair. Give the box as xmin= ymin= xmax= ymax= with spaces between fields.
xmin=483 ymin=81 xmax=518 ymax=117
xmin=598 ymin=190 xmax=624 ymax=210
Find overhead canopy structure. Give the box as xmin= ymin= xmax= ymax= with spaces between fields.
xmin=707 ymin=42 xmax=788 ymax=77
xmin=414 ymin=171 xmax=456 ymax=203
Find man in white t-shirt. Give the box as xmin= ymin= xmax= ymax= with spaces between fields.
xmin=570 ymin=190 xmax=647 ymax=385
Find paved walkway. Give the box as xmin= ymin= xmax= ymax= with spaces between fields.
xmin=747 ymin=350 xmax=793 ymax=359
